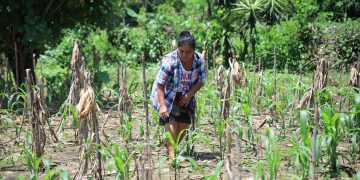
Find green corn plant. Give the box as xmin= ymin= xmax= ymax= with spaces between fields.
xmin=286 ymin=134 xmax=311 ymax=178
xmin=114 ymin=147 xmax=132 ymax=179
xmin=234 ymin=119 xmax=244 ymax=154
xmin=215 ymin=118 xmax=227 ymax=160
xmin=104 ymin=144 xmax=133 ymax=180
xmin=20 ymin=147 xmax=43 ymax=180
xmin=195 ymin=81 xmax=212 ymax=120
xmin=349 ymin=133 xmax=359 ymax=164
xmin=262 ymin=71 xmax=275 ymax=100
xmin=254 ymin=160 xmax=265 ymax=180
xmin=285 ymin=110 xmax=311 ymax=178
xmin=157 ymin=155 xmax=168 ymax=179
xmin=150 ymin=108 xmax=165 ymax=146
xmin=165 ymin=129 xmax=186 ymax=179
xmin=338 ymin=92 xmax=360 ymax=163
xmin=136 ymin=119 xmax=145 ymax=138
xmin=230 ymin=100 xmax=244 ymax=155
xmin=185 ymin=126 xmax=206 ymax=157
xmin=0 ymin=84 xmax=27 ymax=112
xmin=185 ymin=156 xmax=201 ymax=173
xmin=241 ymin=103 xmax=254 ymax=151
xmin=352 ymin=93 xmax=360 ymax=147
xmin=274 ymin=101 xmax=286 ymax=137
xmin=117 ymin=114 xmax=133 ymax=145
xmin=321 ymin=104 xmax=342 ymax=177
xmin=204 ymin=160 xmax=223 ymax=180
xmin=263 ymin=128 xmax=281 ymax=180
xmin=43 ymin=168 xmax=71 ymax=180
xmin=186 ymin=127 xmax=211 ymax=157
xmin=211 ymin=96 xmax=222 ymax=123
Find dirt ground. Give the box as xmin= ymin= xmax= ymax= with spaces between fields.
xmin=1 ymin=106 xmax=359 ymax=179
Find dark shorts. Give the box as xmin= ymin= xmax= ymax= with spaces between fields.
xmin=159 ymin=105 xmax=194 ymax=126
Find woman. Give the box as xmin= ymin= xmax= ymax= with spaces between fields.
xmin=150 ymin=31 xmax=207 ymax=160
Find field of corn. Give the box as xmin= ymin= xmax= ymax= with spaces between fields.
xmin=0 ymin=42 xmax=360 ymax=180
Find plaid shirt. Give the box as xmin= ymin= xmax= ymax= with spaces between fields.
xmin=150 ymin=50 xmax=207 ymax=115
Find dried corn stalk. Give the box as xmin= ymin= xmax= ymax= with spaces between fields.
xmin=229 ymin=58 xmax=240 ymax=86
xmin=299 ymin=49 xmax=328 ymax=109
xmin=221 ymin=69 xmax=231 ymax=119
xmin=307 ymin=48 xmax=328 ymax=180
xmin=215 ymin=65 xmax=227 ymax=95
xmin=38 ymin=76 xmax=58 ymax=142
xmin=67 ymin=39 xmax=85 ymax=106
xmin=76 ymin=71 xmax=103 ymax=180
xmin=201 ymin=43 xmax=208 ymax=72
xmin=118 ymin=62 xmax=132 ymax=125
xmin=58 ymin=39 xmax=85 ymax=138
xmin=349 ymin=62 xmax=359 ymax=87
xmin=26 ymin=69 xmax=46 ymax=158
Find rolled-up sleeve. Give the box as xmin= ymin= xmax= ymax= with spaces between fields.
xmin=198 ymin=61 xmax=207 ymax=84
xmin=157 ymin=60 xmax=172 ymax=85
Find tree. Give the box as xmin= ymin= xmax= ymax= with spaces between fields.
xmin=263 ymin=0 xmax=292 ymax=24
xmin=318 ymin=0 xmax=360 ymax=20
xmin=0 ymin=0 xmax=121 ymax=87
xmin=233 ymin=0 xmax=291 ymax=66
xmin=233 ymin=0 xmax=264 ymax=64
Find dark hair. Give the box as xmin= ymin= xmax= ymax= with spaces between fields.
xmin=177 ymin=30 xmax=196 ymax=50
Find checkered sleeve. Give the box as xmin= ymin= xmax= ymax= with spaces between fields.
xmin=157 ymin=60 xmax=172 ymax=85
xmin=198 ymin=59 xmax=207 ymax=84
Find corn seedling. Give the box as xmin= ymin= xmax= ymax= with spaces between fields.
xmin=321 ymin=103 xmax=343 ymax=176
xmin=20 ymin=147 xmax=43 ymax=180
xmin=118 ymin=114 xmax=133 ymax=146
xmin=43 ymin=168 xmax=71 ymax=180
xmin=241 ymin=103 xmax=254 ymax=151
xmin=204 ymin=160 xmax=223 ymax=180
xmin=105 ymin=144 xmax=133 ymax=179
xmin=157 ymin=155 xmax=168 ymax=179
xmin=165 ymin=129 xmax=186 ymax=179
xmin=215 ymin=118 xmax=227 ymax=160
xmin=254 ymin=160 xmax=265 ymax=180
xmin=136 ymin=119 xmax=145 ymax=138
xmin=274 ymin=101 xmax=288 ymax=138
xmin=352 ymin=93 xmax=360 ymax=144
xmin=263 ymin=128 xmax=281 ymax=180
xmin=285 ymin=110 xmax=311 ymax=178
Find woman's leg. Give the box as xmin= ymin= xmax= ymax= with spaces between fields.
xmin=164 ymin=121 xmax=177 ymax=159
xmin=176 ymin=122 xmax=190 ymax=143
xmin=164 ymin=121 xmax=190 ymax=159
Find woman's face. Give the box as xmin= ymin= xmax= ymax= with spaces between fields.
xmin=178 ymin=44 xmax=195 ymax=63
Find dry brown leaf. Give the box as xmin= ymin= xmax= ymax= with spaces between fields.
xmin=349 ymin=65 xmax=359 ymax=86
xmin=298 ymin=89 xmax=313 ymax=109
xmin=76 ymin=88 xmax=95 ymax=119
xmin=70 ymin=40 xmax=82 ymax=71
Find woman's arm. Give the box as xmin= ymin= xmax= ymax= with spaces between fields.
xmin=179 ymin=82 xmax=204 ymax=106
xmin=157 ymin=84 xmax=169 ymax=118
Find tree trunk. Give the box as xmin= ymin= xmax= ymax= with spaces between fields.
xmin=273 ymin=45 xmax=277 ymax=102
xmin=206 ymin=0 xmax=212 ymax=17
xmin=223 ymin=33 xmax=232 ymax=68
xmin=9 ymin=47 xmax=36 ymax=88
xmin=241 ymin=33 xmax=249 ymax=62
xmin=250 ymin=31 xmax=256 ymax=68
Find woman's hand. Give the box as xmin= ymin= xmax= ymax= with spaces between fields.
xmin=179 ymin=92 xmax=193 ymax=107
xmin=159 ymin=105 xmax=169 ymax=118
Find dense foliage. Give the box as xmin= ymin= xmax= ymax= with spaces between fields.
xmin=0 ymin=0 xmax=358 ymax=106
